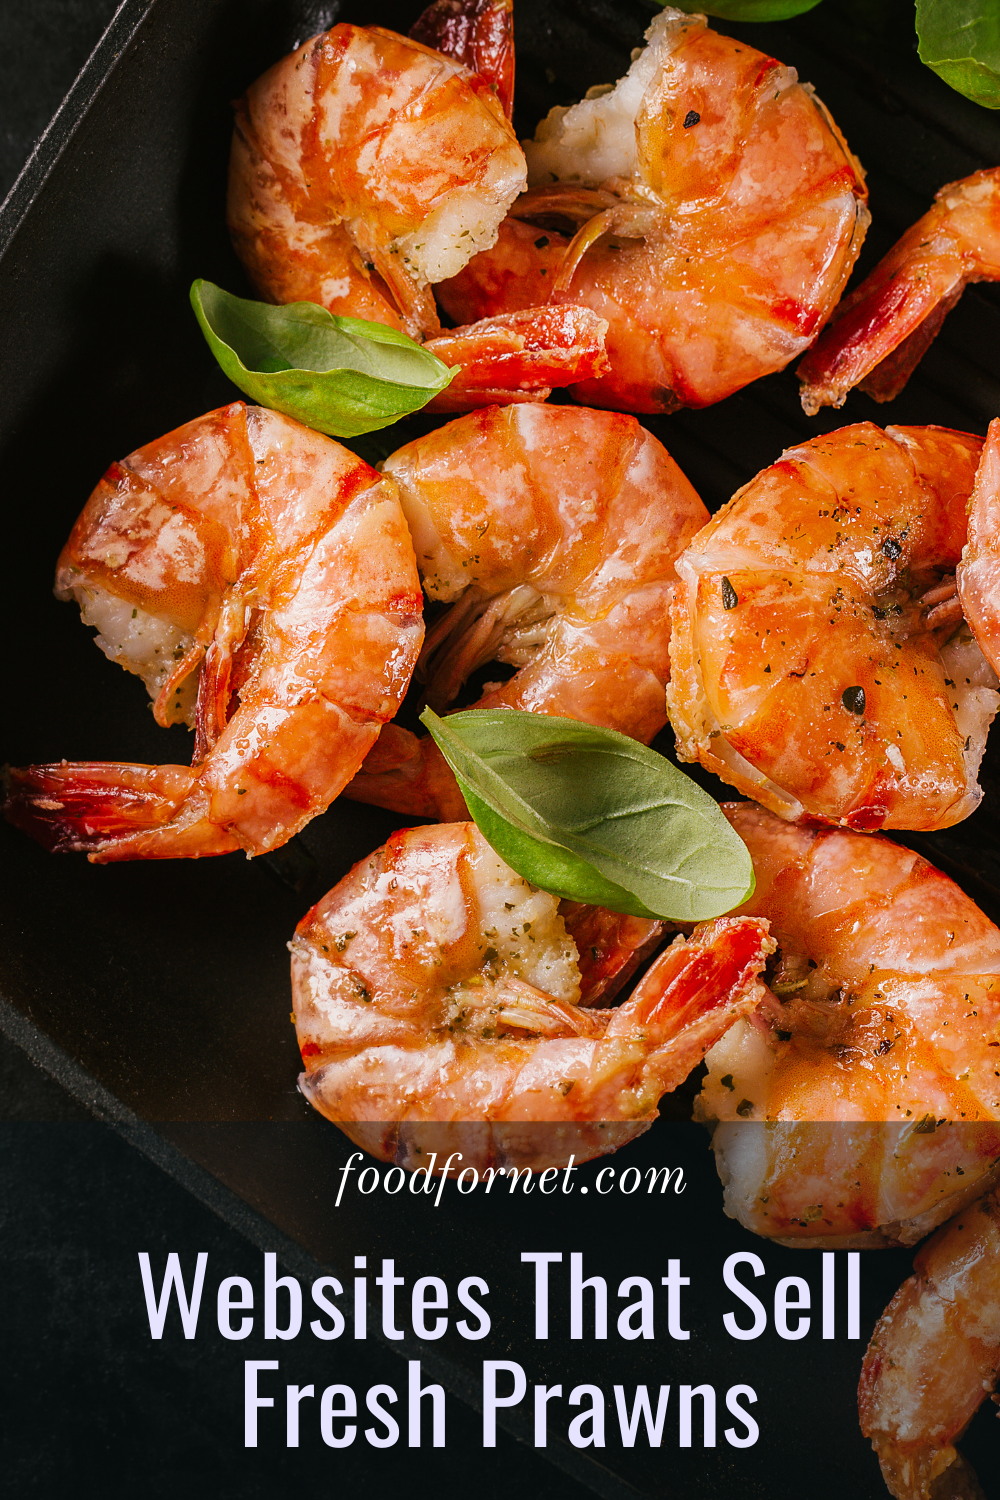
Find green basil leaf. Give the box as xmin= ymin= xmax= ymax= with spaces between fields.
xmin=666 ymin=0 xmax=823 ymax=20
xmin=916 ymin=0 xmax=1000 ymax=109
xmin=421 ymin=708 xmax=755 ymax=921
xmin=190 ymin=280 xmax=457 ymax=438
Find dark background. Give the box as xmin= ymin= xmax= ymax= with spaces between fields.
xmin=1 ymin=3 xmax=998 ymax=1498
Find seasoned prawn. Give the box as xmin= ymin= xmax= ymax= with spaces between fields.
xmin=3 ymin=402 xmax=423 ymax=861
xmin=346 ymin=402 xmax=709 ymax=819
xmin=859 ymin=1187 xmax=1000 ymax=1500
xmin=959 ymin=417 xmax=1000 ymax=682
xmin=800 ymin=167 xmax=1000 ymax=414
xmin=437 ymin=6 xmax=869 ymax=413
xmin=290 ymin=820 xmax=773 ymax=1171
xmin=668 ymin=422 xmax=1000 ymax=832
xmin=228 ymin=17 xmax=522 ymax=336
xmin=227 ymin=14 xmax=608 ymax=408
xmin=697 ymin=803 xmax=1000 ymax=1247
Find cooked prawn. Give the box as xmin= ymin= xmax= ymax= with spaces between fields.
xmin=799 ymin=167 xmax=1000 ymax=414
xmin=227 ymin=17 xmax=522 ymax=336
xmin=346 ymin=402 xmax=709 ymax=819
xmin=226 ymin=14 xmax=608 ymax=408
xmin=667 ymin=422 xmax=1000 ymax=832
xmin=709 ymin=1118 xmax=1000 ymax=1251
xmin=959 ymin=417 xmax=1000 ymax=683
xmin=290 ymin=820 xmax=773 ymax=1171
xmin=3 ymin=402 xmax=423 ymax=861
xmin=437 ymin=6 xmax=869 ymax=413
xmin=859 ymin=1187 xmax=1000 ymax=1500
xmin=697 ymin=803 xmax=1000 ymax=1247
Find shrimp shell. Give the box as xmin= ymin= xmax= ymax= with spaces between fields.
xmin=227 ymin=22 xmax=525 ymax=340
xmin=959 ymin=417 xmax=1000 ymax=685
xmin=438 ymin=6 xmax=869 ymax=412
xmin=4 ymin=403 xmax=423 ymax=861
xmin=859 ymin=1188 xmax=1000 ymax=1500
xmin=699 ymin=803 xmax=1000 ymax=1247
xmin=347 ymin=402 xmax=708 ymax=819
xmin=291 ymin=821 xmax=773 ymax=1171
xmin=668 ymin=423 xmax=999 ymax=832
xmin=410 ymin=0 xmax=515 ymax=120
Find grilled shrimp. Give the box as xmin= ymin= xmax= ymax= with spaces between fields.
xmin=437 ymin=6 xmax=868 ymax=413
xmin=228 ymin=17 xmax=522 ymax=336
xmin=290 ymin=821 xmax=773 ymax=1171
xmin=3 ymin=403 xmax=423 ymax=861
xmin=959 ymin=417 xmax=1000 ymax=684
xmin=227 ymin=13 xmax=608 ymax=408
xmin=697 ymin=803 xmax=1000 ymax=1248
xmin=800 ymin=167 xmax=1000 ymax=414
xmin=667 ymin=422 xmax=1000 ymax=832
xmin=346 ymin=402 xmax=709 ymax=819
xmin=859 ymin=1188 xmax=1000 ymax=1500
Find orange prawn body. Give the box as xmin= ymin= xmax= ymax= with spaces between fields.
xmin=291 ymin=821 xmax=773 ymax=1172
xmin=668 ymin=422 xmax=998 ymax=833
xmin=700 ymin=804 xmax=1000 ymax=1248
xmin=226 ymin=10 xmax=609 ymax=406
xmin=438 ymin=6 xmax=868 ymax=412
xmin=347 ymin=402 xmax=709 ymax=819
xmin=859 ymin=1188 xmax=1000 ymax=1500
xmin=4 ymin=402 xmax=424 ymax=860
xmin=228 ymin=21 xmax=525 ymax=339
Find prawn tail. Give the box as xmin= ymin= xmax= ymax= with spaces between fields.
xmin=862 ymin=1437 xmax=983 ymax=1500
xmin=410 ymin=0 xmax=515 ymax=119
xmin=344 ymin=724 xmax=470 ymax=821
xmin=560 ymin=904 xmax=665 ymax=1006
xmin=2 ymin=761 xmax=237 ymax=862
xmin=798 ymin=262 xmax=963 ymax=415
xmin=423 ymin=305 xmax=609 ymax=411
xmin=613 ymin=916 xmax=774 ymax=1085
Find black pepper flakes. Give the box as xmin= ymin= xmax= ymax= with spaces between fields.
xmin=683 ymin=110 xmax=701 ymax=128
xmin=721 ymin=576 xmax=739 ymax=610
xmin=842 ymin=685 xmax=865 ymax=714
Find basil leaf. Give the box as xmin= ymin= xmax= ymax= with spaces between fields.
xmin=916 ymin=0 xmax=1000 ymax=109
xmin=667 ymin=0 xmax=823 ymax=19
xmin=190 ymin=280 xmax=457 ymax=438
xmin=421 ymin=708 xmax=755 ymax=921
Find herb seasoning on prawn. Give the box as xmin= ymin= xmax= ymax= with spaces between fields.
xmin=668 ymin=423 xmax=1000 ymax=831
